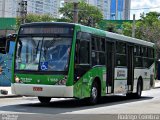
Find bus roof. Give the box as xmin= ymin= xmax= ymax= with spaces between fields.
xmin=76 ymin=24 xmax=155 ymax=47
xmin=20 ymin=22 xmax=75 ymax=27
xmin=20 ymin=22 xmax=155 ymax=47
xmin=105 ymin=31 xmax=154 ymax=47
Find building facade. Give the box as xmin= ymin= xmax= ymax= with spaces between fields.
xmin=123 ymin=0 xmax=131 ymax=20
xmin=0 ymin=0 xmax=61 ymax=18
xmin=27 ymin=0 xmax=61 ymax=18
xmin=64 ymin=0 xmax=110 ymax=19
xmin=110 ymin=0 xmax=131 ymax=20
xmin=93 ymin=0 xmax=131 ymax=20
xmin=64 ymin=0 xmax=130 ymax=20
xmin=0 ymin=0 xmax=18 ymax=17
xmin=88 ymin=0 xmax=131 ymax=20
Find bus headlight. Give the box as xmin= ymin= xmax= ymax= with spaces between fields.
xmin=56 ymin=76 xmax=67 ymax=85
xmin=15 ymin=76 xmax=23 ymax=83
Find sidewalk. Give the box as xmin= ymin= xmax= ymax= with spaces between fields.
xmin=1 ymin=81 xmax=160 ymax=98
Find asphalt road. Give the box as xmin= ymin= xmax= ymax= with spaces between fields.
xmin=0 ymin=88 xmax=160 ymax=120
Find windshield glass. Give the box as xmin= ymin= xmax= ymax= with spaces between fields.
xmin=15 ymin=37 xmax=72 ymax=71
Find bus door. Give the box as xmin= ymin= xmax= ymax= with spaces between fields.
xmin=127 ymin=45 xmax=134 ymax=91
xmin=106 ymin=41 xmax=115 ymax=94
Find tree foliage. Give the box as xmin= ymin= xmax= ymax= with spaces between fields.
xmin=105 ymin=22 xmax=118 ymax=33
xmin=122 ymin=12 xmax=160 ymax=47
xmin=59 ymin=1 xmax=103 ymax=26
xmin=16 ymin=13 xmax=55 ymax=29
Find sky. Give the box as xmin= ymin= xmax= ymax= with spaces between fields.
xmin=130 ymin=0 xmax=160 ymax=20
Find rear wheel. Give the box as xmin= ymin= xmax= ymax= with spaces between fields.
xmin=38 ymin=97 xmax=51 ymax=104
xmin=126 ymin=80 xmax=142 ymax=99
xmin=89 ymin=81 xmax=99 ymax=105
xmin=135 ymin=80 xmax=142 ymax=98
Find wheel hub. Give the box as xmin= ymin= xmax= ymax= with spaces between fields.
xmin=92 ymin=87 xmax=97 ymax=99
xmin=138 ymin=84 xmax=141 ymax=95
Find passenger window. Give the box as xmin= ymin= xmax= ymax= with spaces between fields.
xmin=79 ymin=40 xmax=90 ymax=64
xmin=116 ymin=42 xmax=126 ymax=54
xmin=143 ymin=47 xmax=147 ymax=57
xmin=116 ymin=42 xmax=127 ymax=67
xmin=91 ymin=36 xmax=105 ymax=66
xmin=76 ymin=32 xmax=91 ymax=64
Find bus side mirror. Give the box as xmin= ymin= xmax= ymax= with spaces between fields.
xmin=5 ymin=40 xmax=15 ymax=54
xmin=0 ymin=36 xmax=7 ymax=54
xmin=5 ymin=34 xmax=17 ymax=54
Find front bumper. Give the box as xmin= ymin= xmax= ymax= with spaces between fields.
xmin=11 ymin=83 xmax=73 ymax=97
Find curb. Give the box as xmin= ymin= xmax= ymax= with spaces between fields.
xmin=0 ymin=95 xmax=22 ymax=98
xmin=153 ymin=86 xmax=160 ymax=89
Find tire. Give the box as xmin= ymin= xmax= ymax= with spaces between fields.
xmin=126 ymin=93 xmax=134 ymax=98
xmin=38 ymin=97 xmax=51 ymax=104
xmin=135 ymin=80 xmax=142 ymax=98
xmin=126 ymin=80 xmax=142 ymax=99
xmin=89 ymin=81 xmax=99 ymax=105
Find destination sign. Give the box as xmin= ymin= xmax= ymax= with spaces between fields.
xmin=19 ymin=26 xmax=73 ymax=35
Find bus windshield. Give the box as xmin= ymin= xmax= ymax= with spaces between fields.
xmin=15 ymin=37 xmax=72 ymax=71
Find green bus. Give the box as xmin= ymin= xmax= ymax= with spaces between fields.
xmin=12 ymin=22 xmax=155 ymax=104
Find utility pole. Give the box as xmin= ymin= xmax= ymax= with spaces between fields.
xmin=65 ymin=0 xmax=79 ymax=23
xmin=132 ymin=14 xmax=136 ymax=38
xmin=18 ymin=0 xmax=27 ymax=24
xmin=73 ymin=2 xmax=78 ymax=23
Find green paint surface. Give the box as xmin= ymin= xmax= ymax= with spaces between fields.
xmin=14 ymin=74 xmax=65 ymax=85
xmin=0 ymin=18 xmax=16 ymax=30
xmin=73 ymin=67 xmax=106 ymax=99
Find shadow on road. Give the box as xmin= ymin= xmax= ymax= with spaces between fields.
xmin=0 ymin=95 xmax=153 ymax=114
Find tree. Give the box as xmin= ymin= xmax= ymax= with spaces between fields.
xmin=105 ymin=22 xmax=118 ymax=33
xmin=59 ymin=1 xmax=103 ymax=27
xmin=122 ymin=12 xmax=160 ymax=58
xmin=16 ymin=13 xmax=55 ymax=29
xmin=122 ymin=22 xmax=132 ymax=36
xmin=122 ymin=12 xmax=160 ymax=49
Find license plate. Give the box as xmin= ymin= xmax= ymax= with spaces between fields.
xmin=33 ymin=87 xmax=43 ymax=91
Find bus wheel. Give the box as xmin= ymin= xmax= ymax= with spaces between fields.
xmin=89 ymin=81 xmax=99 ymax=105
xmin=135 ymin=80 xmax=142 ymax=98
xmin=38 ymin=97 xmax=51 ymax=104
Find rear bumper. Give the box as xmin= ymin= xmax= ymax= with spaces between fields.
xmin=11 ymin=83 xmax=73 ymax=97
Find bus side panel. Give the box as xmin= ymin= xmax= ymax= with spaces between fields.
xmin=114 ymin=67 xmax=128 ymax=94
xmin=73 ymin=67 xmax=106 ymax=99
xmin=134 ymin=69 xmax=150 ymax=91
xmin=133 ymin=63 xmax=155 ymax=92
